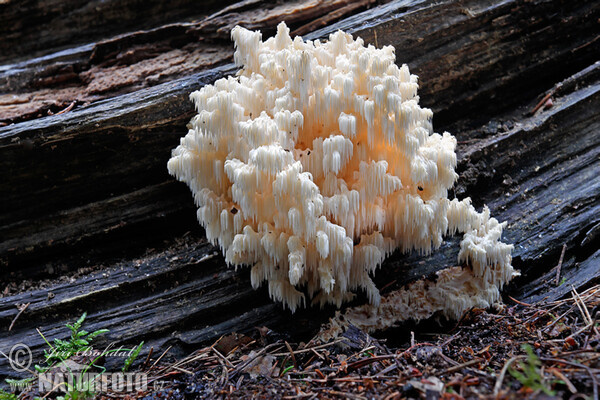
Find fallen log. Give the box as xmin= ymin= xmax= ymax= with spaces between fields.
xmin=0 ymin=0 xmax=598 ymax=381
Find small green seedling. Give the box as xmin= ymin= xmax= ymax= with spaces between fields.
xmin=509 ymin=344 xmax=555 ymax=396
xmin=44 ymin=312 xmax=109 ymax=364
xmin=0 ymin=388 xmax=18 ymax=400
xmin=5 ymin=313 xmax=143 ymax=399
xmin=122 ymin=341 xmax=144 ymax=372
xmin=559 ymin=277 xmax=567 ymax=286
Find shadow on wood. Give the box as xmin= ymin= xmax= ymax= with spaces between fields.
xmin=0 ymin=0 xmax=598 ymax=381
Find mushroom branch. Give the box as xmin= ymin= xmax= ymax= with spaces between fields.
xmin=167 ymin=22 xmax=516 ymax=322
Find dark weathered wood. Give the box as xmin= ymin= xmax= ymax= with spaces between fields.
xmin=0 ymin=0 xmax=232 ymax=64
xmin=2 ymin=0 xmax=597 ymax=274
xmin=0 ymin=0 xmax=598 ymax=382
xmin=465 ymin=66 xmax=600 ymax=300
xmin=0 ymin=68 xmax=231 ymax=273
xmin=0 ymin=0 xmax=386 ymax=124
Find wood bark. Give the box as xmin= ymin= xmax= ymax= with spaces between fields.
xmin=0 ymin=0 xmax=598 ymax=380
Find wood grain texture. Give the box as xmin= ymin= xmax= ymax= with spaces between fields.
xmin=0 ymin=0 xmax=231 ymax=63
xmin=0 ymin=0 xmax=387 ymax=124
xmin=0 ymin=0 xmax=598 ymax=381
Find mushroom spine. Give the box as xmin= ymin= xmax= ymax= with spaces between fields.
xmin=168 ymin=22 xmax=516 ymax=318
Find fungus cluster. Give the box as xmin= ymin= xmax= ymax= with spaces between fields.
xmin=168 ymin=22 xmax=515 ymax=320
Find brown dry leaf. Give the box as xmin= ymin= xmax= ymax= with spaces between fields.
xmin=241 ymin=351 xmax=278 ymax=378
xmin=547 ymin=323 xmax=569 ymax=338
xmin=215 ymin=333 xmax=253 ymax=355
xmin=409 ymin=376 xmax=444 ymax=394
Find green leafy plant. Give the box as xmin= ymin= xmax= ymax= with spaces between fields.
xmin=57 ymin=389 xmax=94 ymax=400
xmin=122 ymin=341 xmax=144 ymax=372
xmin=559 ymin=277 xmax=567 ymax=286
xmin=0 ymin=388 xmax=18 ymax=400
xmin=5 ymin=313 xmax=109 ymax=394
xmin=5 ymin=313 xmax=143 ymax=399
xmin=509 ymin=344 xmax=555 ymax=396
xmin=43 ymin=312 xmax=109 ymax=365
xmin=5 ymin=377 xmax=34 ymax=391
xmin=54 ymin=368 xmax=96 ymax=400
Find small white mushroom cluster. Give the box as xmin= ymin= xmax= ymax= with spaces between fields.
xmin=168 ymin=22 xmax=516 ymax=319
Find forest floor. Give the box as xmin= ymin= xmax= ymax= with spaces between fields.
xmin=136 ymin=285 xmax=600 ymax=399
xmin=2 ymin=1 xmax=599 ymax=397
xmin=10 ymin=284 xmax=598 ymax=400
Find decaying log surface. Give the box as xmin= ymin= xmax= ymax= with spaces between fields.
xmin=0 ymin=0 xmax=380 ymax=124
xmin=1 ymin=0 xmax=599 ymax=380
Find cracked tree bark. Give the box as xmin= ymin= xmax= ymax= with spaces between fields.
xmin=0 ymin=0 xmax=598 ymax=380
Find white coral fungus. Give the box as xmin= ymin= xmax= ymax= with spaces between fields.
xmin=168 ymin=22 xmax=516 ymax=319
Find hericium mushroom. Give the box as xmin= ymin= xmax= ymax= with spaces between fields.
xmin=168 ymin=22 xmax=516 ymax=324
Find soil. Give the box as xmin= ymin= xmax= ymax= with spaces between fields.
xmin=14 ymin=285 xmax=600 ymax=399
